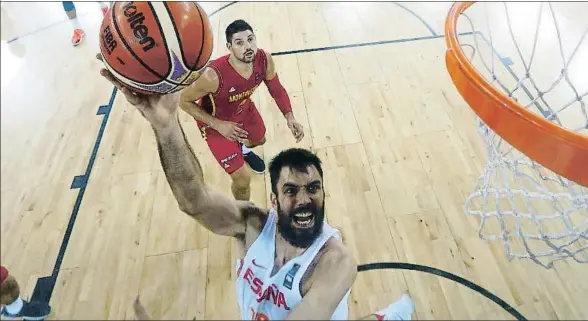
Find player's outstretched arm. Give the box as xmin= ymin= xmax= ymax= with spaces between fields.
xmin=97 ymin=55 xmax=249 ymax=238
xmin=153 ymin=112 xmax=250 ymax=237
xmin=285 ymin=239 xmax=357 ymax=320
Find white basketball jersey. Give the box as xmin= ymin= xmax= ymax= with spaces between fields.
xmin=235 ymin=209 xmax=350 ymax=320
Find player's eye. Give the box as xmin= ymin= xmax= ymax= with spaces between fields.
xmin=284 ymin=187 xmax=297 ymax=195
xmin=308 ymin=184 xmax=322 ymax=194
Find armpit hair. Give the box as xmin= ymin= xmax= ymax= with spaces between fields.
xmin=235 ymin=203 xmax=268 ymax=242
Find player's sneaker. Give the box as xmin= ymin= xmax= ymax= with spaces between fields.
xmin=72 ymin=28 xmax=85 ymax=46
xmin=243 ymin=149 xmax=265 ymax=173
xmin=100 ymin=2 xmax=110 ymax=17
xmin=374 ymin=294 xmax=414 ymax=320
xmin=0 ymin=300 xmax=51 ymax=320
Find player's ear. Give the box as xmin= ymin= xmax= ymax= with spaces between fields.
xmin=226 ymin=42 xmax=231 ymax=50
xmin=270 ymin=192 xmax=277 ymax=209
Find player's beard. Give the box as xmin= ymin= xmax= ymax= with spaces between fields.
xmin=238 ymin=49 xmax=256 ymax=63
xmin=276 ymin=199 xmax=325 ymax=249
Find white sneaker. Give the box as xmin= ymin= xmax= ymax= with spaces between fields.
xmin=375 ymin=294 xmax=415 ymax=320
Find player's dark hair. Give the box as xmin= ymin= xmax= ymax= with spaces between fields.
xmin=269 ymin=148 xmax=324 ymax=194
xmin=225 ymin=19 xmax=254 ymax=44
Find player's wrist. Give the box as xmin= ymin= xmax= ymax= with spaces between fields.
xmin=152 ymin=113 xmax=181 ymax=134
xmin=285 ymin=112 xmax=295 ymax=121
xmin=209 ymin=118 xmax=223 ymax=131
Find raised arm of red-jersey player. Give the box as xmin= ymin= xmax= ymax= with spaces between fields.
xmin=284 ymin=238 xmax=358 ymax=320
xmin=179 ymin=67 xmax=221 ymax=128
xmin=263 ymin=52 xmax=294 ymax=118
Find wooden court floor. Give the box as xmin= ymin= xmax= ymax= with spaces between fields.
xmin=1 ymin=2 xmax=587 ymax=320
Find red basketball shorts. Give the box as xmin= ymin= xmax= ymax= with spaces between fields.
xmin=196 ymin=100 xmax=266 ymax=174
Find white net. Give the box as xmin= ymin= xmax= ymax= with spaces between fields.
xmin=455 ymin=2 xmax=588 ymax=268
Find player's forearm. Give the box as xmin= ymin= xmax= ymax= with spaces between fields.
xmin=264 ymin=75 xmax=293 ymax=117
xmin=284 ymin=111 xmax=295 ymax=122
xmin=179 ymin=100 xmax=221 ymax=129
xmin=152 ymin=116 xmax=207 ymax=214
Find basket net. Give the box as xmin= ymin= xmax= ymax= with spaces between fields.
xmin=451 ymin=2 xmax=588 ymax=268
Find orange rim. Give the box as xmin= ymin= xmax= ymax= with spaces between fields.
xmin=445 ymin=2 xmax=588 ymax=187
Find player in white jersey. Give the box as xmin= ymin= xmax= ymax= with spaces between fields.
xmin=98 ymin=55 xmax=415 ymax=320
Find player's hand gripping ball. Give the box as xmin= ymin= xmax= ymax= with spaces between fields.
xmin=99 ymin=1 xmax=214 ymax=95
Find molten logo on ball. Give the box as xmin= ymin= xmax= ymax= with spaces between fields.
xmin=99 ymin=1 xmax=214 ymax=94
xmin=121 ymin=2 xmax=155 ymax=52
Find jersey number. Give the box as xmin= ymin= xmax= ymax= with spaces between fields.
xmin=250 ymin=308 xmax=269 ymax=320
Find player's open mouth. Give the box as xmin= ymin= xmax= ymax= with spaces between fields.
xmin=293 ymin=212 xmax=314 ymax=228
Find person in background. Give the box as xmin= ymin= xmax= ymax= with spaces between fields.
xmin=63 ymin=1 xmax=110 ymax=46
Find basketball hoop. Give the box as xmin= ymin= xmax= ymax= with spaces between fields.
xmin=444 ymin=2 xmax=587 ymax=268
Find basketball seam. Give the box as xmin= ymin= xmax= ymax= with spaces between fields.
xmin=193 ymin=2 xmax=207 ymax=72
xmin=146 ymin=2 xmax=183 ymax=86
xmin=162 ymin=2 xmax=194 ymax=93
xmin=164 ymin=2 xmax=209 ymax=94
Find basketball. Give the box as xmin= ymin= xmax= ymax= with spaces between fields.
xmin=99 ymin=1 xmax=214 ymax=94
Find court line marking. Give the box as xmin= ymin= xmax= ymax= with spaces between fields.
xmin=272 ymin=32 xmax=474 ymax=56
xmin=392 ymin=2 xmax=438 ymax=36
xmin=30 ymin=87 xmax=117 ymax=305
xmin=209 ymin=1 xmax=238 ymax=16
xmin=27 ymin=3 xmax=521 ymax=319
xmin=359 ymin=263 xmax=527 ymax=320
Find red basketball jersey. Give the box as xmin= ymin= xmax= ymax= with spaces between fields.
xmin=200 ymin=49 xmax=269 ymax=121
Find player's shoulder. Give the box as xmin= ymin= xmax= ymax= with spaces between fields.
xmin=256 ymin=48 xmax=273 ymax=74
xmin=184 ymin=64 xmax=219 ymax=94
xmin=317 ymin=238 xmax=357 ymax=286
xmin=252 ymin=48 xmax=268 ymax=62
xmin=300 ymin=236 xmax=357 ymax=296
xmin=310 ymin=236 xmax=356 ymax=279
xmin=208 ymin=53 xmax=230 ymax=68
xmin=320 ymin=237 xmax=356 ymax=269
xmin=201 ymin=64 xmax=220 ymax=82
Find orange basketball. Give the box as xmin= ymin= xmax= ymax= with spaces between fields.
xmin=99 ymin=1 xmax=213 ymax=94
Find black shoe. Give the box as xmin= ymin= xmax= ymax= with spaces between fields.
xmin=243 ymin=151 xmax=265 ymax=173
xmin=1 ymin=300 xmax=51 ymax=320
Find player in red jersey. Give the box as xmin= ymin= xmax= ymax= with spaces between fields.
xmin=179 ymin=20 xmax=304 ymax=201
